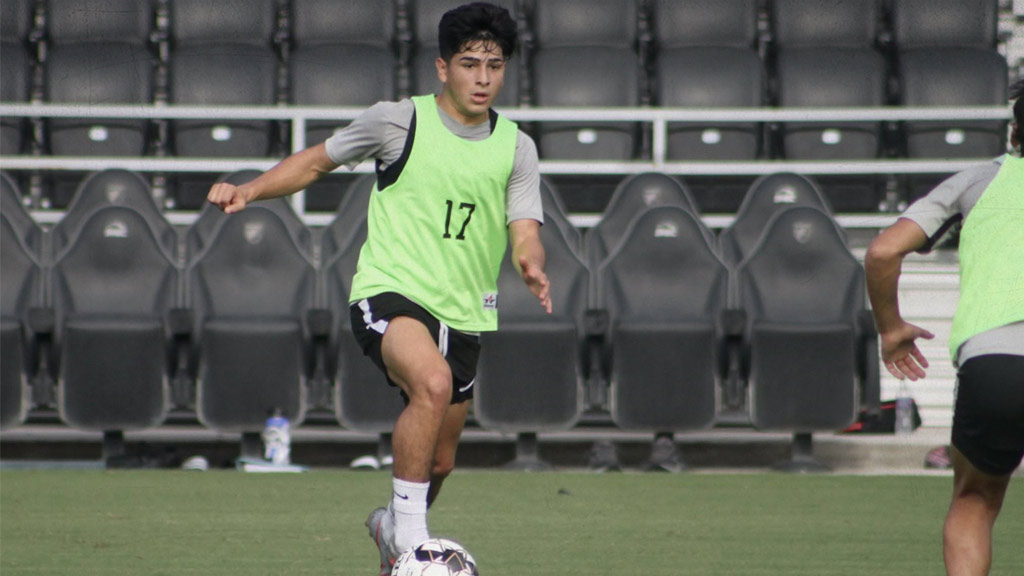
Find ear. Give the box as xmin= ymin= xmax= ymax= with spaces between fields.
xmin=435 ymin=57 xmax=448 ymax=84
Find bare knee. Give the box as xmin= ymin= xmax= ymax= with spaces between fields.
xmin=405 ymin=368 xmax=453 ymax=413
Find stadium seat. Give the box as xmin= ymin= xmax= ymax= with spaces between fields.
xmin=44 ymin=0 xmax=157 ymax=180
xmin=474 ymin=207 xmax=590 ymax=462
xmin=717 ymin=172 xmax=833 ymax=267
xmin=409 ymin=0 xmax=519 ymax=106
xmin=289 ymin=0 xmax=397 ymax=146
xmin=596 ymin=206 xmax=728 ymax=431
xmin=583 ymin=172 xmax=703 ymax=279
xmin=898 ymin=48 xmax=1008 ymax=159
xmin=319 ymin=176 xmax=405 ymax=431
xmin=184 ymin=202 xmax=317 ymax=433
xmin=733 ymin=207 xmax=872 ymax=438
xmin=51 ymin=169 xmax=175 ymax=258
xmin=891 ymin=0 xmax=1006 ymax=160
xmin=1 ymin=173 xmax=45 ymax=429
xmin=538 ymin=176 xmax=582 ymax=255
xmin=50 ymin=205 xmax=179 ymax=434
xmin=651 ymin=0 xmax=764 ymax=160
xmin=1 ymin=0 xmax=32 ymax=155
xmin=890 ymin=0 xmax=998 ymax=48
xmin=529 ymin=0 xmax=643 ymax=159
xmin=167 ymin=0 xmax=280 ymax=176
xmin=771 ymin=0 xmax=886 ymax=159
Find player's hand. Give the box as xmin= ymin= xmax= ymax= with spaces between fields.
xmin=880 ymin=321 xmax=934 ymax=381
xmin=519 ymin=255 xmax=552 ymax=314
xmin=207 ymin=182 xmax=251 ymax=214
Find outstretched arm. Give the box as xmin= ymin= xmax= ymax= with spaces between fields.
xmin=508 ymin=219 xmax=551 ymax=314
xmin=207 ymin=143 xmax=340 ymax=214
xmin=865 ymin=218 xmax=936 ymax=380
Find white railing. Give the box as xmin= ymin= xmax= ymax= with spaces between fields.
xmin=0 ymin=103 xmax=1012 ymax=228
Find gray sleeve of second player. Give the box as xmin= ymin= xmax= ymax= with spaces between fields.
xmin=506 ymin=130 xmax=544 ymax=225
xmin=901 ymin=161 xmax=1001 ymax=241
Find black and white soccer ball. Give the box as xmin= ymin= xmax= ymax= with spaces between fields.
xmin=391 ymin=538 xmax=479 ymax=576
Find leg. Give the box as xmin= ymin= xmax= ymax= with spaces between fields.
xmin=383 ymin=316 xmax=454 ymax=484
xmin=429 ymin=400 xmax=470 ymax=507
xmin=379 ymin=317 xmax=453 ymax=553
xmin=943 ymin=446 xmax=1013 ymax=576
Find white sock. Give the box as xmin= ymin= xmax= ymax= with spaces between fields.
xmin=392 ymin=478 xmax=430 ymax=552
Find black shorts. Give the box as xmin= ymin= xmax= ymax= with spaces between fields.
xmin=349 ymin=292 xmax=480 ymax=405
xmin=951 ymin=354 xmax=1024 ymax=476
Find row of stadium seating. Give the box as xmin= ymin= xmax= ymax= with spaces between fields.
xmin=0 ymin=0 xmax=1009 ymax=211
xmin=2 ymin=167 xmax=878 ymax=464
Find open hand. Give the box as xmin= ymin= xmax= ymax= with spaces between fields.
xmin=880 ymin=321 xmax=935 ymax=381
xmin=519 ymin=255 xmax=552 ymax=314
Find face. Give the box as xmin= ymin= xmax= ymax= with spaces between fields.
xmin=435 ymin=41 xmax=507 ymax=125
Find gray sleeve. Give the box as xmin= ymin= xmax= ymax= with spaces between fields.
xmin=324 ymin=100 xmax=413 ymax=169
xmin=901 ymin=160 xmax=1001 ymax=240
xmin=505 ymin=130 xmax=544 ymax=225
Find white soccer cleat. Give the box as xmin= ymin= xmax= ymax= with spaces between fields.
xmin=366 ymin=505 xmax=399 ymax=576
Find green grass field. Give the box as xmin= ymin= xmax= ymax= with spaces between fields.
xmin=1 ymin=470 xmax=1021 ymax=575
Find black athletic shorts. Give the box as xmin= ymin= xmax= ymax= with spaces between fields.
xmin=349 ymin=292 xmax=480 ymax=405
xmin=951 ymin=354 xmax=1024 ymax=476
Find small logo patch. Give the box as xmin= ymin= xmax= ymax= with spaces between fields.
xmin=482 ymin=292 xmax=498 ymax=311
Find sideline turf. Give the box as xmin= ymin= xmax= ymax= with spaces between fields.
xmin=1 ymin=470 xmax=1021 ymax=575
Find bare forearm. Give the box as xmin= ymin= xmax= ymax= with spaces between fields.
xmin=865 ymin=249 xmax=905 ymax=333
xmin=865 ymin=218 xmax=928 ymax=332
xmin=241 ymin=143 xmax=338 ymax=203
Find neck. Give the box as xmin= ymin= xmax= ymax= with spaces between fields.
xmin=434 ymin=93 xmax=488 ymax=126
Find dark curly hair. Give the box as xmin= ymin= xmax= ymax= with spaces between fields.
xmin=438 ymin=2 xmax=517 ymax=62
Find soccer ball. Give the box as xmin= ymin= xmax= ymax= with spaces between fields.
xmin=391 ymin=538 xmax=479 ymax=576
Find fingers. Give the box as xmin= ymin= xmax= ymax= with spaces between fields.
xmin=519 ymin=256 xmax=552 ymax=314
xmin=885 ymin=347 xmax=928 ymax=381
xmin=207 ymin=183 xmax=247 ymax=214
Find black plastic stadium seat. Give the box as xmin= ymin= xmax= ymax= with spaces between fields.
xmin=890 ymin=0 xmax=998 ymax=48
xmin=651 ymin=0 xmax=763 ymax=160
xmin=51 ymin=169 xmax=176 ymax=258
xmin=529 ymin=0 xmax=642 ymax=159
xmin=717 ymin=172 xmax=833 ymax=268
xmin=289 ymin=0 xmax=397 ymax=145
xmin=185 ymin=203 xmax=317 ymax=432
xmin=50 ymin=205 xmax=179 ymax=432
xmin=891 ymin=0 xmax=1006 ymax=160
xmin=44 ymin=0 xmax=156 ymax=156
xmin=733 ymin=207 xmax=873 ymax=434
xmin=583 ymin=172 xmax=703 ymax=279
xmin=597 ymin=206 xmax=728 ymax=431
xmin=475 ymin=207 xmax=590 ymax=437
xmin=898 ymin=48 xmax=1008 ymax=159
xmin=1 ymin=173 xmax=45 ymax=429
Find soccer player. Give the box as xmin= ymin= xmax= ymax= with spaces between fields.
xmin=206 ymin=3 xmax=549 ymax=574
xmin=865 ymin=80 xmax=1023 ymax=576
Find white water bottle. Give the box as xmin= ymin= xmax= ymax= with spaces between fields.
xmin=262 ymin=410 xmax=291 ymax=465
xmin=894 ymin=381 xmax=914 ymax=436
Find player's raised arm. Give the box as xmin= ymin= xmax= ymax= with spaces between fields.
xmin=207 ymin=142 xmax=340 ymax=214
xmin=508 ymin=218 xmax=551 ymax=313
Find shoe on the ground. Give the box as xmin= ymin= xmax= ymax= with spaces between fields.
xmin=588 ymin=440 xmax=621 ymax=473
xmin=366 ymin=506 xmax=399 ymax=576
xmin=646 ymin=435 xmax=685 ymax=473
xmin=924 ymin=445 xmax=952 ymax=469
